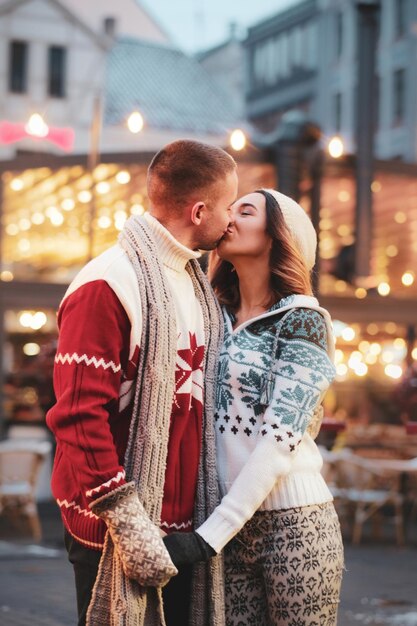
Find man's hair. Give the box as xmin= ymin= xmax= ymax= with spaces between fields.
xmin=147 ymin=140 xmax=236 ymax=213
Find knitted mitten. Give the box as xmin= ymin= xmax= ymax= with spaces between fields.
xmin=90 ymin=481 xmax=178 ymax=587
xmin=163 ymin=531 xmax=216 ymax=568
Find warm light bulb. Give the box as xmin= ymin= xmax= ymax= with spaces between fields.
xmin=23 ymin=343 xmax=41 ymax=356
xmin=25 ymin=113 xmax=49 ymax=138
xmin=328 ymin=136 xmax=344 ymax=158
xmin=96 ymin=182 xmax=111 ymax=195
xmin=355 ymin=287 xmax=367 ymax=299
xmin=341 ymin=327 xmax=355 ymax=341
xmin=127 ymin=111 xmax=144 ymax=134
xmin=377 ymin=282 xmax=390 ymax=296
xmin=116 ymin=171 xmax=131 ymax=184
xmin=385 ymin=364 xmax=402 ymax=379
xmin=10 ymin=178 xmax=24 ymax=191
xmin=402 ymin=272 xmax=414 ymax=286
xmin=229 ymin=129 xmax=247 ymax=151
xmin=354 ymin=363 xmax=368 ymax=377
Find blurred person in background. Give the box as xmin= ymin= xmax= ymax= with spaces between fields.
xmin=164 ymin=189 xmax=344 ymax=626
xmin=46 ymin=140 xmax=238 ymax=626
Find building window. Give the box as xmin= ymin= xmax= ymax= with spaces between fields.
xmin=334 ymin=92 xmax=342 ymax=132
xmin=393 ymin=68 xmax=405 ymax=124
xmin=335 ymin=11 xmax=343 ymax=59
xmin=103 ymin=17 xmax=117 ymax=37
xmin=48 ymin=46 xmax=66 ymax=98
xmin=395 ymin=0 xmax=407 ymax=38
xmin=9 ymin=41 xmax=28 ymax=94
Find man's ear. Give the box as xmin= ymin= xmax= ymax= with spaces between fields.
xmin=190 ymin=202 xmax=206 ymax=226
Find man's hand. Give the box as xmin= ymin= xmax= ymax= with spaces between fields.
xmin=90 ymin=482 xmax=178 ymax=587
xmin=163 ymin=531 xmax=216 ymax=568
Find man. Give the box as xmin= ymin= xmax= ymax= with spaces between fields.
xmin=46 ymin=140 xmax=238 ymax=626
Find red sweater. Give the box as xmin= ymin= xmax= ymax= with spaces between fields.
xmin=47 ymin=215 xmax=206 ymax=549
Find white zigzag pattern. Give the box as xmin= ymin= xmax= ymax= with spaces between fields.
xmin=57 ymin=498 xmax=99 ymax=520
xmin=85 ymin=471 xmax=126 ymax=497
xmin=160 ymin=519 xmax=193 ymax=530
xmin=55 ymin=352 xmax=121 ymax=373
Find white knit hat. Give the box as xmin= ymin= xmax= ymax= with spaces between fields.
xmin=261 ymin=189 xmax=317 ymax=271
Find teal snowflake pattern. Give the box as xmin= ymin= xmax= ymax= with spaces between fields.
xmin=237 ymin=368 xmax=265 ymax=416
xmin=216 ymin=357 xmax=233 ymax=412
xmin=274 ymin=385 xmax=318 ymax=432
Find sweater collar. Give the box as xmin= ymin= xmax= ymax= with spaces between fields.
xmin=143 ymin=212 xmax=201 ymax=272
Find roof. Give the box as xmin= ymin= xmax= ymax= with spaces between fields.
xmin=104 ymin=37 xmax=240 ymax=134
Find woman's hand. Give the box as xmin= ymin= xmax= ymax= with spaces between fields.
xmin=163 ymin=531 xmax=216 ymax=568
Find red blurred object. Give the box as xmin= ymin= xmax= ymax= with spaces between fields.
xmin=405 ymin=421 xmax=417 ymax=435
xmin=321 ymin=418 xmax=346 ymax=432
xmin=0 ymin=120 xmax=74 ymax=151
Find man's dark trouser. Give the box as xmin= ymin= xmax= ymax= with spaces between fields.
xmin=65 ymin=531 xmax=192 ymax=626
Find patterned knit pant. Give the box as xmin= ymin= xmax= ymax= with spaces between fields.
xmin=224 ymin=502 xmax=344 ymax=626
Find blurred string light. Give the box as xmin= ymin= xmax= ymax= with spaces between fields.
xmin=386 ymin=245 xmax=398 ymax=257
xmin=327 ymin=136 xmax=344 ymax=159
xmin=332 ymin=316 xmax=410 ymax=381
xmin=61 ymin=199 xmax=75 ymax=211
xmin=127 ymin=111 xmax=144 ymax=134
xmin=0 ymin=270 xmax=14 ymax=281
xmin=116 ymin=171 xmax=131 ymax=184
xmin=394 ymin=211 xmax=406 ymax=224
xmin=377 ymin=281 xmax=390 ymax=296
xmin=402 ymin=271 xmax=414 ymax=286
xmin=10 ymin=178 xmax=24 ymax=191
xmin=229 ymin=129 xmax=247 ymax=151
xmin=342 ymin=327 xmax=355 ymax=341
xmin=96 ymin=181 xmax=110 ymax=194
xmin=25 ymin=113 xmax=49 ymax=138
xmin=23 ymin=342 xmax=41 ymax=356
xmin=355 ymin=287 xmax=367 ymax=299
xmin=385 ymin=364 xmax=402 ymax=379
xmin=78 ymin=190 xmax=92 ymax=203
xmin=19 ymin=311 xmax=47 ymax=330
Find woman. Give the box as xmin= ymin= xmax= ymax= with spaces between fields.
xmin=195 ymin=189 xmax=344 ymax=625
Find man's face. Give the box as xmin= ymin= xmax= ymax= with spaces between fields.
xmin=194 ymin=170 xmax=238 ymax=251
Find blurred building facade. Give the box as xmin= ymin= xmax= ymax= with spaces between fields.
xmin=244 ymin=0 xmax=417 ymax=163
xmin=197 ymin=22 xmax=246 ymax=119
xmin=0 ymin=0 xmax=239 ymax=159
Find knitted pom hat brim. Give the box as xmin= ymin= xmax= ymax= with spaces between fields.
xmin=261 ymin=188 xmax=317 ymax=270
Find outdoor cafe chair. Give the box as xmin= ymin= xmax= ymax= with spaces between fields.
xmin=329 ymin=449 xmax=405 ymax=546
xmin=0 ymin=439 xmax=52 ymax=541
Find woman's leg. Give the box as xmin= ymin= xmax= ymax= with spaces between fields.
xmin=224 ymin=519 xmax=270 ymax=626
xmin=260 ymin=503 xmax=344 ymax=626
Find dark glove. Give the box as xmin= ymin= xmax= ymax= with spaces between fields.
xmin=163 ymin=531 xmax=216 ymax=568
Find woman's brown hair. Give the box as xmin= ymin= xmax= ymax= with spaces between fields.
xmin=209 ymin=189 xmax=314 ymax=313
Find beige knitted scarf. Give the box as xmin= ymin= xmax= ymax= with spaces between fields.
xmin=86 ymin=216 xmax=225 ymax=626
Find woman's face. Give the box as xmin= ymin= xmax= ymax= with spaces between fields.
xmin=217 ymin=192 xmax=272 ymax=262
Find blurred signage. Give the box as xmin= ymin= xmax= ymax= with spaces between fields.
xmin=0 ymin=120 xmax=74 ymax=152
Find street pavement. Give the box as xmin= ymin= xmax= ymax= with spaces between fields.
xmin=0 ymin=502 xmax=416 ymax=626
